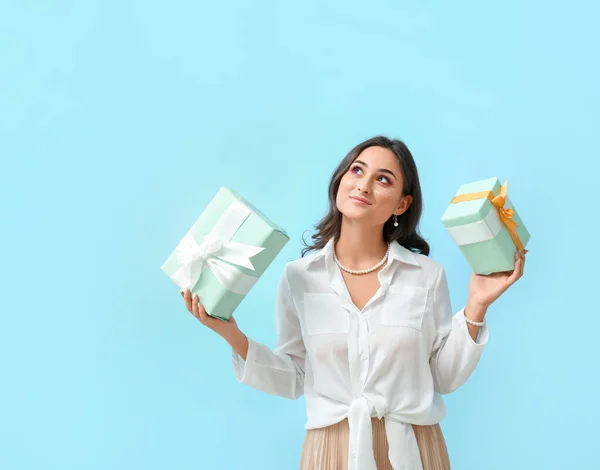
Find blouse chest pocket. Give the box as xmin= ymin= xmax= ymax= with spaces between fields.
xmin=381 ymin=285 xmax=429 ymax=330
xmin=303 ymin=293 xmax=350 ymax=336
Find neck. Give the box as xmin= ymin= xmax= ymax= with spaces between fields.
xmin=334 ymin=218 xmax=389 ymax=270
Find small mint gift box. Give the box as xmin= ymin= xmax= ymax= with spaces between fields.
xmin=441 ymin=177 xmax=530 ymax=275
xmin=161 ymin=187 xmax=289 ymax=321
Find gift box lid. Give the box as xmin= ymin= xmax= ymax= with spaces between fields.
xmin=219 ymin=186 xmax=289 ymax=237
xmin=441 ymin=177 xmax=507 ymax=228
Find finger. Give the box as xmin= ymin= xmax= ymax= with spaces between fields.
xmin=184 ymin=289 xmax=193 ymax=312
xmin=517 ymin=249 xmax=526 ymax=275
xmin=196 ymin=303 xmax=220 ymax=328
xmin=192 ymin=294 xmax=200 ymax=318
xmin=197 ymin=303 xmax=211 ymax=324
xmin=518 ymin=254 xmax=525 ymax=278
xmin=508 ymin=254 xmax=523 ymax=284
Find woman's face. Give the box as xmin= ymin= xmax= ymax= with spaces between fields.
xmin=335 ymin=146 xmax=412 ymax=227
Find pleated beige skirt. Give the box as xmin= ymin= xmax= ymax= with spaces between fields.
xmin=299 ymin=418 xmax=450 ymax=470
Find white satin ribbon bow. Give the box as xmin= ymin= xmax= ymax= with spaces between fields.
xmin=170 ymin=199 xmax=265 ymax=295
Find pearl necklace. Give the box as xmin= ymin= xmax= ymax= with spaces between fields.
xmin=333 ymin=243 xmax=391 ymax=275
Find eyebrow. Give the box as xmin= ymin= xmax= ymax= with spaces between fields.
xmin=354 ymin=160 xmax=398 ymax=180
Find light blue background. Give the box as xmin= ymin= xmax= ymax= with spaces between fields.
xmin=1 ymin=1 xmax=597 ymax=469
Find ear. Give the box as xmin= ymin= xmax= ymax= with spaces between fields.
xmin=395 ymin=195 xmax=413 ymax=216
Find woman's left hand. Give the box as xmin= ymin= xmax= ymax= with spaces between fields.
xmin=468 ymin=249 xmax=527 ymax=310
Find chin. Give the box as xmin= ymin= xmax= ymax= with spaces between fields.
xmin=339 ymin=206 xmax=373 ymax=223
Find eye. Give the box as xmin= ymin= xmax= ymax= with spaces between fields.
xmin=377 ymin=175 xmax=391 ymax=184
xmin=350 ymin=165 xmax=363 ymax=175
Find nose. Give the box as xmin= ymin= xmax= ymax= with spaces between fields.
xmin=357 ymin=181 xmax=372 ymax=194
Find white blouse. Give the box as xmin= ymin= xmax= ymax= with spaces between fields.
xmin=232 ymin=238 xmax=488 ymax=470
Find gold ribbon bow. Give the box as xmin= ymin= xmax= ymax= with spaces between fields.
xmin=450 ymin=180 xmax=524 ymax=251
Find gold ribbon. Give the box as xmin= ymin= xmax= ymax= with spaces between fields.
xmin=450 ymin=180 xmax=524 ymax=251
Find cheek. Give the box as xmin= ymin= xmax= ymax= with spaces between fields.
xmin=338 ymin=174 xmax=354 ymax=193
xmin=373 ymin=186 xmax=393 ymax=199
xmin=335 ymin=175 xmax=353 ymax=206
xmin=373 ymin=187 xmax=401 ymax=210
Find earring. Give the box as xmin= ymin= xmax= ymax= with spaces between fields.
xmin=393 ymin=215 xmax=399 ymax=227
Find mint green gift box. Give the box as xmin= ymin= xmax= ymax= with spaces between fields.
xmin=440 ymin=177 xmax=530 ymax=275
xmin=161 ymin=187 xmax=289 ymax=321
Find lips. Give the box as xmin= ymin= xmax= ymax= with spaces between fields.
xmin=350 ymin=196 xmax=372 ymax=205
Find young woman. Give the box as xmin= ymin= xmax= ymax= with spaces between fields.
xmin=182 ymin=136 xmax=527 ymax=470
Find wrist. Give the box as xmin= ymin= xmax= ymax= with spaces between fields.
xmin=224 ymin=327 xmax=245 ymax=346
xmin=225 ymin=328 xmax=249 ymax=359
xmin=465 ymin=296 xmax=488 ymax=323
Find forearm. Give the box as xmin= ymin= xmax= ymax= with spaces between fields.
xmin=229 ymin=330 xmax=305 ymax=400
xmin=464 ymin=296 xmax=488 ymax=342
xmin=225 ymin=328 xmax=249 ymax=361
xmin=430 ymin=306 xmax=489 ymax=393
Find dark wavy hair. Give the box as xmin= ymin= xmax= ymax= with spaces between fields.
xmin=301 ymin=135 xmax=430 ymax=257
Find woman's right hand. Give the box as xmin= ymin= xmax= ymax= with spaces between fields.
xmin=181 ymin=289 xmax=249 ymax=359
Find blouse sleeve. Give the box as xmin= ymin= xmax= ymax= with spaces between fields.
xmin=231 ymin=264 xmax=305 ymax=400
xmin=429 ymin=266 xmax=489 ymax=394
